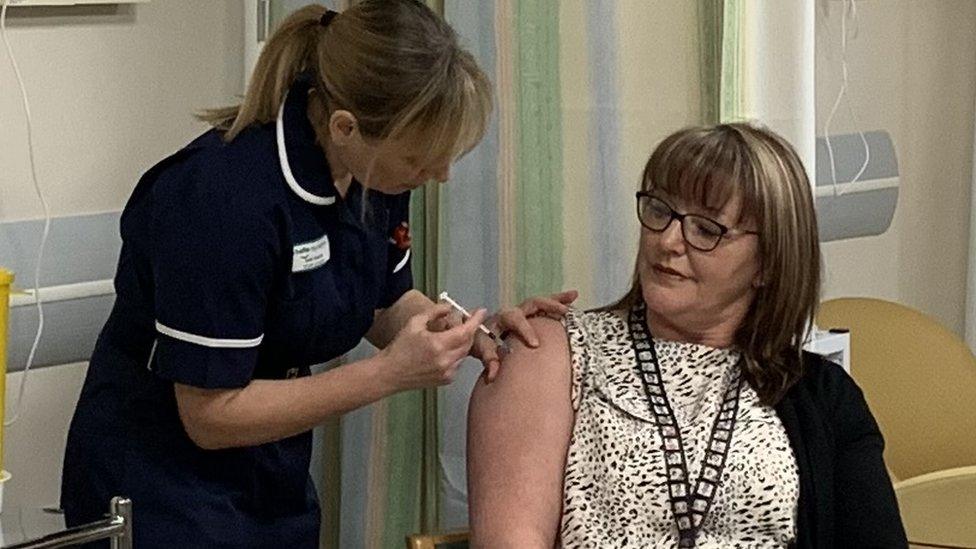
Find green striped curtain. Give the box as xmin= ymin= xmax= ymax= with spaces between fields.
xmin=364 ymin=0 xmax=445 ymax=541
xmin=698 ymin=0 xmax=744 ymax=125
xmin=513 ymin=0 xmax=564 ymax=302
xmin=319 ymin=3 xmax=444 ymax=548
xmin=365 ymin=28 xmax=446 ymax=549
xmin=698 ymin=0 xmax=723 ymax=125
xmin=321 ymin=0 xmax=568 ymax=545
xmin=719 ymin=0 xmax=746 ymax=122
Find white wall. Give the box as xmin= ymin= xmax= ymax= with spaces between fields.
xmin=0 ymin=0 xmax=244 ymax=221
xmin=3 ymin=364 xmax=87 ymax=513
xmin=0 ymin=0 xmax=244 ymax=520
xmin=817 ymin=1 xmax=976 ymax=334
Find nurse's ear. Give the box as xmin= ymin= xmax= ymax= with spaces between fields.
xmin=328 ymin=110 xmax=361 ymax=147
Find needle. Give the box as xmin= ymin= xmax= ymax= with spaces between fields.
xmin=438 ymin=291 xmax=508 ymax=349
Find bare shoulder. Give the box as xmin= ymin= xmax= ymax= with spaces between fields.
xmin=523 ymin=315 xmax=572 ymax=350
xmin=501 ymin=316 xmax=571 ymax=377
xmin=471 ymin=315 xmax=572 ymax=399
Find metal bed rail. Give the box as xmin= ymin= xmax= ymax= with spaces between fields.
xmin=4 ymin=497 xmax=131 ymax=549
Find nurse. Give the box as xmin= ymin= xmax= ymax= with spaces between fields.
xmin=60 ymin=2 xmax=575 ymax=547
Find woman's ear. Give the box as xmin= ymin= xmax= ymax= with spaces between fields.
xmin=329 ymin=110 xmax=359 ymax=146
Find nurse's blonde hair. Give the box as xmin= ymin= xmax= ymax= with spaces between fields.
xmin=198 ymin=0 xmax=492 ymax=164
xmin=606 ymin=123 xmax=822 ymax=406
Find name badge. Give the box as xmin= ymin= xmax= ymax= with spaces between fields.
xmin=292 ymin=233 xmax=330 ymax=272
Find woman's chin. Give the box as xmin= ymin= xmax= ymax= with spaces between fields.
xmin=366 ymin=182 xmax=412 ymax=195
xmin=642 ymin=287 xmax=693 ymax=318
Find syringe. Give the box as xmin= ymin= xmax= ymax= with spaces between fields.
xmin=438 ymin=291 xmax=509 ymax=349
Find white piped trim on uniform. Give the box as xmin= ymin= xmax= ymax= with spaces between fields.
xmin=156 ymin=321 xmax=263 ymax=349
xmin=276 ymin=100 xmax=336 ymax=206
xmin=393 ymin=249 xmax=411 ymax=274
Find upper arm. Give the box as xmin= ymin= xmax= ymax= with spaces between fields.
xmin=828 ymin=367 xmax=908 ymax=547
xmin=150 ymin=160 xmax=278 ymax=389
xmin=467 ymin=316 xmax=574 ymax=548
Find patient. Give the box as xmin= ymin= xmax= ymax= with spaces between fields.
xmin=467 ymin=123 xmax=907 ymax=548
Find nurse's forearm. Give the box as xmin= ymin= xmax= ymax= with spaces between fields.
xmin=365 ymin=289 xmax=435 ymax=348
xmin=175 ymin=352 xmax=400 ymax=450
xmin=177 ymin=289 xmax=439 ymax=450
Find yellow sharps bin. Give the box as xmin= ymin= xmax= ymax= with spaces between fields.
xmin=0 ymin=268 xmax=11 ymax=463
xmin=0 ymin=268 xmax=13 ymax=506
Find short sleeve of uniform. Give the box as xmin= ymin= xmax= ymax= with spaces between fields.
xmin=150 ymin=157 xmax=280 ymax=389
xmin=380 ymin=192 xmax=414 ymax=309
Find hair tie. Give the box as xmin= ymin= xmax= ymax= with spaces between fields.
xmin=319 ymin=10 xmax=338 ymax=28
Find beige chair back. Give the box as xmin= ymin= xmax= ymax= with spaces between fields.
xmin=817 ymin=297 xmax=976 ymax=480
xmin=895 ymin=466 xmax=976 ymax=548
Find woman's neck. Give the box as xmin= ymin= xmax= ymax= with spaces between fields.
xmin=308 ymin=96 xmax=353 ymax=198
xmin=644 ymin=307 xmax=743 ymax=349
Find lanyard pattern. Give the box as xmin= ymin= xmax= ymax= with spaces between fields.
xmin=628 ymin=303 xmax=744 ymax=547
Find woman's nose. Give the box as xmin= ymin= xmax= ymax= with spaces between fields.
xmin=659 ymin=218 xmax=686 ymax=253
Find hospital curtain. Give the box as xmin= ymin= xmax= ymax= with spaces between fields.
xmin=360 ymin=0 xmax=446 ymax=544
xmin=691 ymin=0 xmax=748 ymax=125
xmin=434 ymin=0 xmax=566 ymax=527
xmin=330 ymin=0 xmax=734 ymax=543
xmin=727 ymin=0 xmax=817 ymax=175
xmin=698 ymin=0 xmax=723 ymax=125
xmin=355 ymin=0 xmax=570 ymax=535
xmin=512 ymin=0 xmax=564 ymax=303
xmin=718 ymin=0 xmax=746 ymax=122
xmin=315 ymin=3 xmax=443 ymax=548
xmin=439 ymin=0 xmax=739 ymax=529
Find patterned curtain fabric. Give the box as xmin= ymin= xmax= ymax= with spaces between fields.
xmin=438 ymin=0 xmax=710 ymax=531
xmin=308 ymin=0 xmax=717 ymax=545
xmin=307 ymin=2 xmax=444 ymax=548
xmin=720 ymin=0 xmax=745 ymax=122
xmin=698 ymin=0 xmax=724 ymax=125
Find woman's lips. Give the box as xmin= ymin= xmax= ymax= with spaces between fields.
xmin=653 ymin=264 xmax=689 ymax=279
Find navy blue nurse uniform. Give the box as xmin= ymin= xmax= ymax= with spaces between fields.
xmin=60 ymin=75 xmax=413 ymax=548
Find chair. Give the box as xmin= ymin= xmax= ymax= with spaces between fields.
xmin=405 ymin=530 xmax=469 ymax=549
xmin=816 ymin=297 xmax=976 ymax=481
xmin=894 ymin=466 xmax=976 ymax=548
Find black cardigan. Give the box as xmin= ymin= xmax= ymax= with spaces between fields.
xmin=776 ymin=353 xmax=908 ymax=548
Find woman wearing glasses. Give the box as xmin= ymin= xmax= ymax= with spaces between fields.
xmin=467 ymin=123 xmax=907 ymax=548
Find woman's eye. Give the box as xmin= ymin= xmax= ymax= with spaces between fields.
xmin=692 ymin=220 xmax=722 ymax=237
xmin=650 ymin=204 xmax=670 ymax=218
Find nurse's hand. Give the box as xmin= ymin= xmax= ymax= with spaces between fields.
xmin=474 ymin=289 xmax=578 ymax=383
xmin=381 ymin=303 xmax=488 ymax=391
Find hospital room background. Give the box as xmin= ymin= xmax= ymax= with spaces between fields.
xmin=1 ymin=0 xmax=974 ymax=547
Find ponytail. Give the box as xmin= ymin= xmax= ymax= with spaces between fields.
xmin=197 ymin=5 xmax=328 ymax=141
xmin=198 ymin=0 xmax=492 ymax=163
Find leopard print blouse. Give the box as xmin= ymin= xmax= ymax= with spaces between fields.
xmin=559 ymin=308 xmax=799 ymax=548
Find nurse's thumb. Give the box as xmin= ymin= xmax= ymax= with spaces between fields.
xmin=421 ymin=303 xmax=454 ymax=329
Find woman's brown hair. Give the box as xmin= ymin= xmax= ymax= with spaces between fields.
xmin=606 ymin=123 xmax=822 ymax=405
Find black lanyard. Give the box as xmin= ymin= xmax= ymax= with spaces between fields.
xmin=628 ymin=303 xmax=744 ymax=548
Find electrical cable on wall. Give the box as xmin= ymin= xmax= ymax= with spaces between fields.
xmin=822 ymin=0 xmax=871 ymax=197
xmin=1 ymin=0 xmax=52 ymax=427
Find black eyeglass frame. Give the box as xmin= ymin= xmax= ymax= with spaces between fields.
xmin=635 ymin=191 xmax=759 ymax=252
